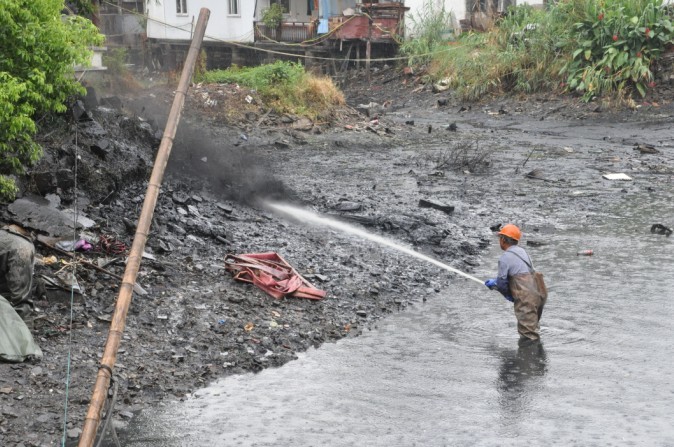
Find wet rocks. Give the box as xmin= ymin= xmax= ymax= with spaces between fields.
xmin=335 ymin=201 xmax=362 ymax=212
xmin=650 ymin=223 xmax=672 ymax=236
xmin=418 ymin=199 xmax=454 ymax=215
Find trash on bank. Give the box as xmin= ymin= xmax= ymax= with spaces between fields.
xmin=224 ymin=252 xmax=326 ymax=300
xmin=55 ymin=239 xmax=93 ymax=252
xmin=0 ymin=295 xmax=43 ymax=363
xmin=651 ymin=224 xmax=672 ymax=237
xmin=602 ymin=173 xmax=632 ymax=181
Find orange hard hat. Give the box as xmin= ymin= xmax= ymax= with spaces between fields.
xmin=498 ymin=224 xmax=522 ymax=241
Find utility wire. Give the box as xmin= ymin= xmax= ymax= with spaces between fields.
xmin=60 ymin=116 xmax=81 ymax=447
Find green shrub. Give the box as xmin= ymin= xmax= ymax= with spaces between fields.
xmin=0 ymin=0 xmax=103 ymax=201
xmin=200 ymin=61 xmax=305 ymax=90
xmin=199 ymin=61 xmax=344 ymax=119
xmin=403 ymin=0 xmax=674 ymax=102
xmin=103 ymin=48 xmax=128 ymax=75
xmin=560 ymin=0 xmax=674 ymax=100
xmin=262 ymin=3 xmax=285 ymax=29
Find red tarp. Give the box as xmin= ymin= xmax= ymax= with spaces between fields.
xmin=224 ymin=252 xmax=326 ymax=300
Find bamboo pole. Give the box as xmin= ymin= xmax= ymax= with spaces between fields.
xmin=77 ymin=8 xmax=211 ymax=447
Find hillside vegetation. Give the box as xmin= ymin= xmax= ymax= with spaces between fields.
xmin=401 ymin=0 xmax=674 ymax=102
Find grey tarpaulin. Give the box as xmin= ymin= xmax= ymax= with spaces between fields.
xmin=0 ymin=295 xmax=42 ymax=362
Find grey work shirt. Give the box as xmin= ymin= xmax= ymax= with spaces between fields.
xmin=496 ymin=245 xmax=532 ymax=296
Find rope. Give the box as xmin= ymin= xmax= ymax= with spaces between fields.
xmin=94 ymin=379 xmax=122 ymax=447
xmin=60 ymin=118 xmax=80 ymax=447
xmin=96 ymin=234 xmax=128 ymax=256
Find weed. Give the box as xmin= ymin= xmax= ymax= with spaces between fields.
xmin=402 ymin=0 xmax=674 ymax=102
xmin=412 ymin=141 xmax=492 ymax=173
xmin=432 ymin=140 xmax=492 ymax=173
xmin=400 ymin=0 xmax=456 ymax=66
xmin=199 ymin=61 xmax=344 ymax=120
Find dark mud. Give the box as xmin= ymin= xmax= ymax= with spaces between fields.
xmin=1 ymin=66 xmax=674 ymax=446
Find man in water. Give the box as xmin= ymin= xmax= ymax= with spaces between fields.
xmin=485 ymin=224 xmax=546 ymax=341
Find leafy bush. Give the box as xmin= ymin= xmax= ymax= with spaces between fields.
xmin=262 ymin=3 xmax=285 ymax=29
xmin=404 ymin=0 xmax=674 ymax=102
xmin=202 ymin=61 xmax=304 ymax=90
xmin=103 ymin=48 xmax=128 ymax=75
xmin=406 ymin=3 xmax=573 ymax=100
xmin=0 ymin=0 xmax=103 ymax=201
xmin=560 ymin=0 xmax=674 ymax=100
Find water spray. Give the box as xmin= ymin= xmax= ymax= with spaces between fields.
xmin=266 ymin=202 xmax=485 ymax=285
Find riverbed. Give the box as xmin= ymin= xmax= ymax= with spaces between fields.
xmin=111 ymin=107 xmax=674 ymax=446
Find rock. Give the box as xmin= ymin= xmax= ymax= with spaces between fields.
xmin=101 ymin=96 xmax=123 ymax=109
xmin=335 ymin=201 xmax=361 ymax=212
xmin=72 ymin=100 xmax=91 ymax=122
xmin=84 ymin=86 xmax=99 ymax=109
xmin=292 ymin=118 xmax=313 ymax=131
xmin=90 ymin=139 xmax=111 ymax=160
xmin=8 ymin=196 xmax=88 ymax=236
xmin=634 ymin=143 xmax=659 ymax=154
xmin=651 ymin=223 xmax=672 ymax=236
xmin=172 ymin=192 xmax=189 ymax=205
xmin=418 ymin=199 xmax=454 ymax=215
xmin=217 ymin=203 xmax=233 ymax=214
xmin=67 ymin=428 xmax=82 ymax=439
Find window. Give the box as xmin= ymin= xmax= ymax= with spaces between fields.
xmin=176 ymin=0 xmax=187 ymax=15
xmin=228 ymin=0 xmax=239 ymax=15
xmin=273 ymin=0 xmax=290 ymax=13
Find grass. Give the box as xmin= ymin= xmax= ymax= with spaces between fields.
xmin=401 ymin=0 xmax=674 ymax=102
xmin=199 ymin=61 xmax=345 ymax=120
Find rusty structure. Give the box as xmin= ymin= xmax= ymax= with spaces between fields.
xmin=250 ymin=1 xmax=408 ymax=75
xmin=254 ymin=2 xmax=408 ymax=44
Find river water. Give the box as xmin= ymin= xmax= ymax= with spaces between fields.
xmin=114 ymin=179 xmax=673 ymax=446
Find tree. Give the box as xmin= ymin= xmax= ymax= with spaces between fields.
xmin=0 ymin=0 xmax=103 ymax=201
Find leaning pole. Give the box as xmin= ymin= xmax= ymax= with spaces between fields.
xmin=78 ymin=8 xmax=211 ymax=447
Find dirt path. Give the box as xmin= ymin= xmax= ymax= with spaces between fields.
xmin=1 ymin=70 xmax=673 ymax=446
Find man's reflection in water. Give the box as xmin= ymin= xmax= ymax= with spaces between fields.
xmin=497 ymin=339 xmax=548 ymax=420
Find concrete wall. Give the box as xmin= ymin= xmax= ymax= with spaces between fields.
xmin=146 ymin=0 xmax=257 ymax=42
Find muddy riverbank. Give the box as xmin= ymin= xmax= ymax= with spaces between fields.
xmin=1 ymin=67 xmax=673 ymax=446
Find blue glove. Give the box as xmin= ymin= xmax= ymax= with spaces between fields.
xmin=504 ymin=295 xmax=514 ymax=303
xmin=485 ymin=279 xmax=497 ymax=289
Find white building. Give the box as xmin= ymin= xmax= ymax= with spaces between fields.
xmin=146 ymin=0 xmax=546 ymax=44
xmin=146 ymin=0 xmax=257 ymax=42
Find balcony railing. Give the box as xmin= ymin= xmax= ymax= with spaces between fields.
xmin=254 ymin=21 xmax=317 ymax=43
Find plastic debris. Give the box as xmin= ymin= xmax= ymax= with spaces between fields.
xmin=602 ymin=173 xmax=632 ymax=181
xmin=577 ymin=250 xmax=594 ymax=256
xmin=54 ymin=239 xmax=93 ymax=252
